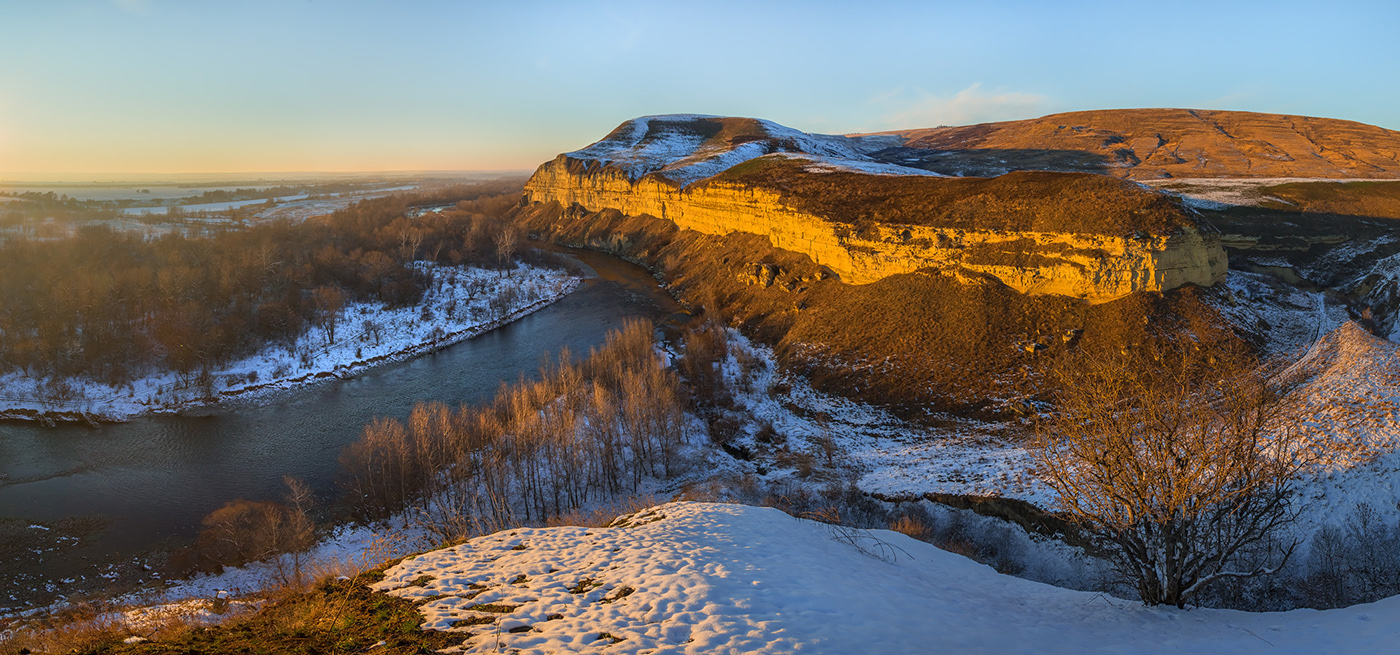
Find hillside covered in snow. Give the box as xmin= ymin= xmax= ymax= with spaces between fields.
xmin=562 ymin=114 xmax=925 ymax=187
xmin=375 ymin=502 xmax=1400 ymax=654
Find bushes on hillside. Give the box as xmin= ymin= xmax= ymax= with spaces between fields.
xmin=1034 ymin=343 xmax=1306 ymax=608
xmin=1296 ymin=502 xmax=1400 ymax=608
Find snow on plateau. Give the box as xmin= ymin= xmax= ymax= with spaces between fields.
xmin=566 ymin=115 xmax=931 ymax=188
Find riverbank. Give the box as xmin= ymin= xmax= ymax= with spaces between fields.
xmin=0 ymin=262 xmax=581 ymax=425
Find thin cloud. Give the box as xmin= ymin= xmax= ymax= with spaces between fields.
xmin=878 ymin=84 xmax=1048 ymax=129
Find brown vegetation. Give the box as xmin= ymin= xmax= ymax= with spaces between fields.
xmin=338 ymin=319 xmax=689 ymax=540
xmin=194 ymin=477 xmax=317 ymax=585
xmin=0 ymin=180 xmax=529 ymax=388
xmin=1033 ymin=343 xmax=1307 ymax=607
xmin=1253 ymin=180 xmax=1400 ymax=219
xmin=0 ymin=575 xmax=461 ymax=655
xmin=870 ymin=108 xmax=1400 ymax=180
xmin=705 ymin=155 xmax=1196 ymax=235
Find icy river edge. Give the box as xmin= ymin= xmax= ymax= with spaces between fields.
xmin=0 ymin=263 xmax=582 ymax=425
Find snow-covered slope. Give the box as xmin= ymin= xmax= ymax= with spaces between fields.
xmin=375 ymin=502 xmax=1400 ymax=654
xmin=1281 ymin=321 xmax=1400 ymax=537
xmin=566 ymin=115 xmax=927 ymax=187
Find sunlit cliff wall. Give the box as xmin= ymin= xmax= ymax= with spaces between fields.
xmin=525 ymin=155 xmax=1227 ymax=303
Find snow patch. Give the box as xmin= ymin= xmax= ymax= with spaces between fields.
xmin=567 ymin=115 xmax=931 ymax=188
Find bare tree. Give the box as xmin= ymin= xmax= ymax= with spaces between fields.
xmin=311 ymin=285 xmax=346 ymax=347
xmin=1033 ymin=344 xmax=1309 ymax=607
xmin=195 ymin=481 xmax=315 ymax=575
xmin=277 ymin=476 xmax=318 ymax=588
xmin=494 ymin=228 xmax=519 ymax=275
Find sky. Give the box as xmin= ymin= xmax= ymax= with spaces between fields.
xmin=2 ymin=0 xmax=1398 ymax=178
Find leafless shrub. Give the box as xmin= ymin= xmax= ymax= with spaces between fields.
xmin=1294 ymin=502 xmax=1400 ymax=609
xmin=677 ymin=322 xmax=730 ymax=409
xmin=1034 ymin=343 xmax=1309 ymax=607
xmin=195 ymin=478 xmax=317 ymax=573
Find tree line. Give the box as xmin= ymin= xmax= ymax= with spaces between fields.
xmin=337 ymin=319 xmax=690 ymax=542
xmin=0 ymin=179 xmax=529 ymax=388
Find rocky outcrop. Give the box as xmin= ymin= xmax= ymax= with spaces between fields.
xmin=525 ymin=152 xmax=1227 ymax=303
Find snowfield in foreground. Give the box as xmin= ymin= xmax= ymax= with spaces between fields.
xmin=375 ymin=502 xmax=1400 ymax=655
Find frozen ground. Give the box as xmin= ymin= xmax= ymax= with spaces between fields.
xmin=117 ymin=194 xmax=310 ymax=216
xmin=248 ymin=185 xmax=421 ymax=223
xmin=1143 ymin=176 xmax=1400 ymax=208
xmin=375 ymin=501 xmax=1400 ymax=654
xmin=715 ymin=330 xmax=1055 ymax=504
xmin=1209 ymin=270 xmax=1349 ymax=359
xmin=0 ymin=263 xmax=579 ymax=422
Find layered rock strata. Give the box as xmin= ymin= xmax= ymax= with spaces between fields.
xmin=525 ymin=154 xmax=1226 ymax=303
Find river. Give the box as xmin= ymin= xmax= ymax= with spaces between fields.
xmin=0 ymin=246 xmax=682 ymax=607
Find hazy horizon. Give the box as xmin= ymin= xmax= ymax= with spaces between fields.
xmin=4 ymin=0 xmax=1398 ymax=176
xmin=0 ymin=169 xmax=533 ymax=185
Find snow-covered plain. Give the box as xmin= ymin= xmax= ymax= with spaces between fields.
xmin=116 ymin=194 xmax=310 ymax=216
xmin=0 ymin=263 xmax=579 ymax=422
xmin=376 ymin=501 xmax=1400 ymax=654
xmin=1143 ymin=177 xmax=1400 ymax=208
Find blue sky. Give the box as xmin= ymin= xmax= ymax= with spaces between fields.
xmin=2 ymin=0 xmax=1397 ymax=175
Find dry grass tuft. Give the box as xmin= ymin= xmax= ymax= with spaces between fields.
xmin=889 ymin=515 xmax=930 ymax=540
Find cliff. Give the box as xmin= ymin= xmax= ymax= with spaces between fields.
xmin=525 ymin=131 xmax=1226 ymax=303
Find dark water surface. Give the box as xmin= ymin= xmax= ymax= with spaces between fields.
xmin=0 ymin=248 xmax=679 ymax=595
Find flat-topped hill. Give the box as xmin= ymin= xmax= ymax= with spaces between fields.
xmin=526 ymin=115 xmax=1225 ymax=302
xmin=866 ymin=108 xmax=1400 ymax=180
xmin=703 ymin=154 xmax=1195 ymax=236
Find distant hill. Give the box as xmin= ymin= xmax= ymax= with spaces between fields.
xmin=863 ymin=108 xmax=1400 ymax=179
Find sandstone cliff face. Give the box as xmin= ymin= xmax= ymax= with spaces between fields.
xmin=526 ymin=155 xmax=1227 ymax=303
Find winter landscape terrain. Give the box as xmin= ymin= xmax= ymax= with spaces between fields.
xmin=373 ymin=502 xmax=1400 ymax=655
xmin=10 ymin=108 xmax=1400 ymax=653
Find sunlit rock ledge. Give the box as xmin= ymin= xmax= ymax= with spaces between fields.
xmin=525 ymin=154 xmax=1227 ymax=303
